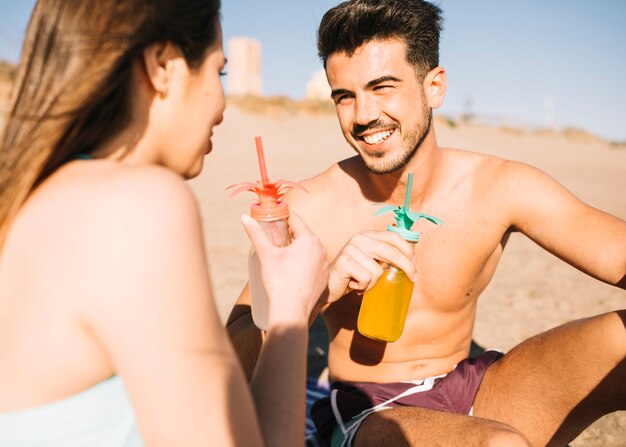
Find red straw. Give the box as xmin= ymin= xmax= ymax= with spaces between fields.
xmin=255 ymin=136 xmax=269 ymax=186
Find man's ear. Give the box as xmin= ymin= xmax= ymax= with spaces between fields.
xmin=424 ymin=66 xmax=447 ymax=109
xmin=142 ymin=42 xmax=177 ymax=99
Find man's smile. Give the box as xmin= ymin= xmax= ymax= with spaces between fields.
xmin=361 ymin=128 xmax=396 ymax=145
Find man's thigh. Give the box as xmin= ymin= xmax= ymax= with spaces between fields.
xmin=473 ymin=310 xmax=626 ymax=447
xmin=353 ymin=407 xmax=529 ymax=447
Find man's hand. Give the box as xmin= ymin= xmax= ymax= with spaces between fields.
xmin=327 ymin=230 xmax=418 ymax=303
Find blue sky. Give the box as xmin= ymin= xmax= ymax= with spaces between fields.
xmin=1 ymin=0 xmax=625 ymax=142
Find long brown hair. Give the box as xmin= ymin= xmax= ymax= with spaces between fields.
xmin=0 ymin=0 xmax=221 ymax=246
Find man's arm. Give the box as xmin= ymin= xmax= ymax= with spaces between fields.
xmin=225 ymin=170 xmax=420 ymax=380
xmin=226 ymin=284 xmax=263 ymax=381
xmin=226 ymin=282 xmax=330 ymax=382
xmin=505 ymin=161 xmax=626 ymax=288
xmin=226 ymin=229 xmax=419 ymax=380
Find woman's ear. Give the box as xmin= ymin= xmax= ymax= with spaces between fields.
xmin=424 ymin=66 xmax=447 ymax=110
xmin=142 ymin=42 xmax=177 ymax=99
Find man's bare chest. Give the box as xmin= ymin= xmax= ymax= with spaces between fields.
xmin=324 ymin=209 xmax=508 ymax=304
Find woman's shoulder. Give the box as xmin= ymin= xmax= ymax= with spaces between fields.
xmin=2 ymin=160 xmax=211 ymax=341
xmin=32 ymin=160 xmax=200 ymax=228
xmin=11 ymin=160 xmax=204 ymax=273
xmin=53 ymin=160 xmax=195 ymax=207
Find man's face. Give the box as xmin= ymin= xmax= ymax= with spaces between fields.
xmin=326 ymin=39 xmax=431 ymax=174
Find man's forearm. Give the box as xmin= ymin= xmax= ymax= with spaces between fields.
xmin=226 ymin=304 xmax=264 ymax=381
xmin=250 ymin=322 xmax=308 ymax=447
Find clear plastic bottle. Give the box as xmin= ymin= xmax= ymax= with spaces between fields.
xmin=248 ymin=214 xmax=291 ymax=330
xmin=356 ymin=173 xmax=442 ymax=342
xmin=228 ymin=136 xmax=302 ymax=330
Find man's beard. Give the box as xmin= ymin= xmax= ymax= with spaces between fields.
xmin=357 ymin=107 xmax=432 ymax=175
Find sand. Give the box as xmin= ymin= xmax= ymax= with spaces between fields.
xmin=0 ymin=91 xmax=623 ymax=444
xmin=188 ymin=99 xmax=626 ymax=446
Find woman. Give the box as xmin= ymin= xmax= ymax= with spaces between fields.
xmin=0 ymin=0 xmax=328 ymax=445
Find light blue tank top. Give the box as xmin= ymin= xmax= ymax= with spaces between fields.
xmin=0 ymin=376 xmax=143 ymax=446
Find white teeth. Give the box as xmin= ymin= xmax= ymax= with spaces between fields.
xmin=363 ymin=129 xmax=393 ymax=144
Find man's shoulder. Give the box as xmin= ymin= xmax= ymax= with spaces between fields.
xmin=441 ymin=147 xmax=564 ymax=216
xmin=442 ymin=147 xmax=531 ymax=183
xmin=285 ymin=157 xmax=368 ymax=235
xmin=289 ymin=156 xmax=363 ymax=202
xmin=443 ymin=146 xmax=503 ymax=166
xmin=455 ymin=148 xmax=552 ymax=186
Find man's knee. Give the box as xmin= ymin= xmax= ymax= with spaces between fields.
xmin=483 ymin=424 xmax=531 ymax=447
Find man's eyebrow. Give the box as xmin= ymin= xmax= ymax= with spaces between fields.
xmin=330 ymin=76 xmax=402 ymax=99
xmin=365 ymin=75 xmax=401 ymax=89
xmin=330 ymin=88 xmax=351 ymax=99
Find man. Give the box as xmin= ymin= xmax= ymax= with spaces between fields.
xmin=228 ymin=1 xmax=626 ymax=445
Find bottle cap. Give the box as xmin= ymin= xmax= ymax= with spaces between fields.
xmin=375 ymin=173 xmax=443 ymax=241
xmin=227 ymin=136 xmax=305 ymax=221
xmin=386 ymin=225 xmax=421 ymax=242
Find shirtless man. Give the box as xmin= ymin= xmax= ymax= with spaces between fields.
xmin=228 ymin=1 xmax=626 ymax=445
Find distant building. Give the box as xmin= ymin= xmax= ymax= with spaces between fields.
xmin=306 ymin=68 xmax=331 ymax=101
xmin=227 ymin=37 xmax=262 ymax=97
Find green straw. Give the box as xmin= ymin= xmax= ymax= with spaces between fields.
xmin=404 ymin=173 xmax=413 ymax=211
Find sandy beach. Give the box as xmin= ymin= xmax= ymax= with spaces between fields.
xmin=0 ymin=91 xmax=623 ymax=444
xmin=189 ymin=99 xmax=626 ymax=446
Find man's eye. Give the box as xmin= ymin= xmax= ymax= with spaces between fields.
xmin=220 ymin=71 xmax=228 ymax=77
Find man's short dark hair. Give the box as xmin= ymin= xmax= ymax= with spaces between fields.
xmin=317 ymin=0 xmax=443 ymax=79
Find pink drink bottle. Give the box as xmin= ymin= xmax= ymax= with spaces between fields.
xmin=228 ymin=136 xmax=303 ymax=330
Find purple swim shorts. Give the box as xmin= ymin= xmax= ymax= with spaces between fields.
xmin=311 ymin=350 xmax=504 ymax=446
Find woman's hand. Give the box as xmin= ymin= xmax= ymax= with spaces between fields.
xmin=241 ymin=213 xmax=329 ymax=326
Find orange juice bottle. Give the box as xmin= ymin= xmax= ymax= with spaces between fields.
xmin=357 ymin=227 xmax=418 ymax=342
xmin=228 ymin=136 xmax=303 ymax=330
xmin=357 ymin=173 xmax=442 ymax=342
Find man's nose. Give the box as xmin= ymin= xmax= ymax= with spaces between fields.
xmin=354 ymin=95 xmax=379 ymax=125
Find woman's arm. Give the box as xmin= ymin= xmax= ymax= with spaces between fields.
xmin=241 ymin=213 xmax=328 ymax=446
xmin=77 ymin=166 xmax=263 ymax=446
